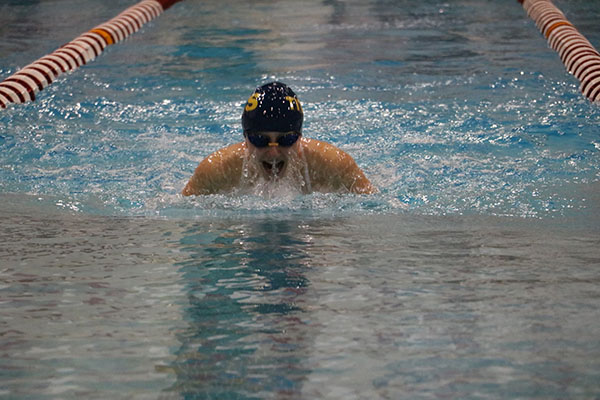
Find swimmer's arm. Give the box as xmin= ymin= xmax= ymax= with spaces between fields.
xmin=182 ymin=143 xmax=245 ymax=196
xmin=337 ymin=150 xmax=377 ymax=194
xmin=305 ymin=139 xmax=376 ymax=194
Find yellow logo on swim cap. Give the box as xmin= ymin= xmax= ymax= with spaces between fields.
xmin=285 ymin=96 xmax=303 ymax=114
xmin=245 ymin=93 xmax=259 ymax=112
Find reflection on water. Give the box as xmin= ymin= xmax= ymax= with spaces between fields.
xmin=1 ymin=201 xmax=600 ymax=399
xmin=169 ymin=218 xmax=314 ymax=398
xmin=0 ymin=201 xmax=187 ymax=399
xmin=296 ymin=217 xmax=600 ymax=398
xmin=160 ymin=213 xmax=600 ymax=399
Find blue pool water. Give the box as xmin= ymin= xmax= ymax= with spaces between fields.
xmin=1 ymin=0 xmax=599 ymax=398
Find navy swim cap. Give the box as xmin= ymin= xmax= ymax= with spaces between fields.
xmin=242 ymin=82 xmax=303 ymax=135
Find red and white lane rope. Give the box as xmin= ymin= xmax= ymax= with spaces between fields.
xmin=0 ymin=0 xmax=181 ymax=108
xmin=519 ymin=0 xmax=600 ymax=103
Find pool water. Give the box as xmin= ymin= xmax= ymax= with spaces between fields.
xmin=1 ymin=0 xmax=599 ymax=399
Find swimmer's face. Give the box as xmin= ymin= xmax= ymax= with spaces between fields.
xmin=245 ymin=131 xmax=301 ymax=180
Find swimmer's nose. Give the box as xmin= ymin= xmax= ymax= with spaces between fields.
xmin=264 ymin=143 xmax=281 ymax=156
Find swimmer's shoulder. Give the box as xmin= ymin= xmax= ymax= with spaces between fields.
xmin=301 ymin=137 xmax=376 ymax=194
xmin=301 ymin=137 xmax=356 ymax=169
xmin=209 ymin=142 xmax=246 ymax=166
xmin=182 ymin=142 xmax=246 ymax=196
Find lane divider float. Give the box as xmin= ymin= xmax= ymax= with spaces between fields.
xmin=518 ymin=0 xmax=600 ymax=103
xmin=0 ymin=0 xmax=181 ymax=109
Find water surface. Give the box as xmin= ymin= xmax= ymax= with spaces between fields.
xmin=1 ymin=0 xmax=600 ymax=398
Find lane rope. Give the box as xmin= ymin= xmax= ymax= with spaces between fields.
xmin=518 ymin=0 xmax=600 ymax=103
xmin=0 ymin=0 xmax=181 ymax=109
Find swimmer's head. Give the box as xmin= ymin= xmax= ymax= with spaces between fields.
xmin=242 ymin=82 xmax=303 ymax=136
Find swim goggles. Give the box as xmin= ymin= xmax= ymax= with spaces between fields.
xmin=246 ymin=132 xmax=300 ymax=148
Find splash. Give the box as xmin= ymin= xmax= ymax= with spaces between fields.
xmin=237 ymin=145 xmax=312 ymax=198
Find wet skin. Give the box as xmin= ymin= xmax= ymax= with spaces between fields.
xmin=182 ymin=134 xmax=376 ymax=196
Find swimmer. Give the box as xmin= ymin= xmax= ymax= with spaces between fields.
xmin=182 ymin=82 xmax=376 ymax=196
